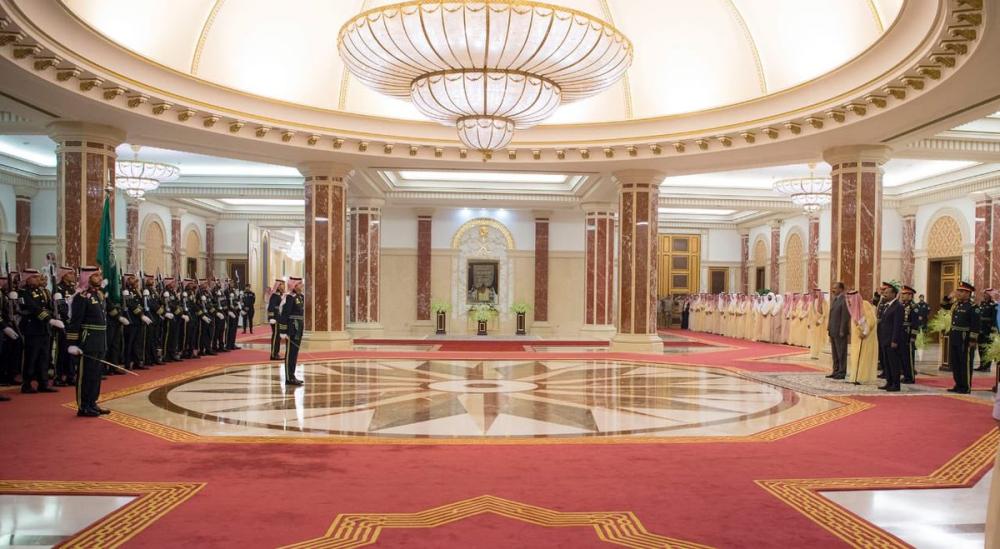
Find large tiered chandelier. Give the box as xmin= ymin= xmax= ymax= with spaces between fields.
xmin=285 ymin=231 xmax=305 ymax=262
xmin=773 ymin=167 xmax=832 ymax=214
xmin=115 ymin=145 xmax=179 ymax=200
xmin=338 ymin=1 xmax=633 ymax=154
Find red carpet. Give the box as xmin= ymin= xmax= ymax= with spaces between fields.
xmin=3 ymin=334 xmax=997 ymax=547
xmin=917 ymin=373 xmax=997 ymax=390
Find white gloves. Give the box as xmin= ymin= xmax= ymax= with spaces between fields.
xmin=143 ymin=289 xmax=150 ymax=296
xmin=165 ymin=312 xmax=175 ymax=320
xmin=182 ymin=315 xmax=190 ymax=322
xmin=118 ymin=316 xmax=130 ymax=326
xmin=68 ymin=345 xmax=82 ymax=356
xmin=228 ymin=312 xmax=236 ymax=318
xmin=163 ymin=292 xmax=170 ymax=299
xmin=53 ymin=292 xmax=63 ymax=300
xmin=141 ymin=315 xmax=152 ymax=325
xmin=182 ymin=292 xmax=188 ymax=298
xmin=280 ymin=333 xmax=288 ymax=340
xmin=3 ymin=327 xmax=16 ymax=340
xmin=123 ymin=289 xmax=131 ymax=297
xmin=216 ymin=312 xmax=225 ymax=320
xmin=7 ymin=291 xmax=16 ymax=299
xmin=101 ymin=279 xmax=108 ymax=288
xmin=49 ymin=319 xmax=65 ymax=330
xmin=200 ymin=295 xmax=207 ymax=302
xmin=269 ymin=319 xmax=276 ymax=325
xmin=202 ymin=316 xmax=211 ymax=324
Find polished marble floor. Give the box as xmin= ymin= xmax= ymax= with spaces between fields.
xmin=109 ymin=359 xmax=842 ymax=439
xmin=0 ymin=495 xmax=134 ymax=548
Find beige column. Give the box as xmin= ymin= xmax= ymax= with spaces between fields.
xmin=13 ymin=185 xmax=35 ymax=269
xmin=347 ymin=198 xmax=383 ymax=338
xmin=823 ymin=145 xmax=892 ymax=297
xmin=47 ymin=122 xmax=126 ymax=266
xmin=582 ymin=203 xmax=616 ymax=339
xmin=611 ymin=170 xmax=662 ymax=353
xmin=299 ymin=162 xmax=352 ymax=348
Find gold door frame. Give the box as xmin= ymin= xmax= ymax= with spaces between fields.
xmin=658 ymin=235 xmax=700 ymax=297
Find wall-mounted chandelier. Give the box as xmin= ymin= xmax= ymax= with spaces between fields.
xmin=285 ymin=231 xmax=305 ymax=262
xmin=338 ymin=1 xmax=633 ymax=155
xmin=115 ymin=145 xmax=179 ymax=200
xmin=773 ymin=167 xmax=832 ymax=214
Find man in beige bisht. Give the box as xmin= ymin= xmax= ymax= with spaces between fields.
xmin=808 ymin=288 xmax=827 ymax=359
xmin=987 ymin=390 xmax=999 ymax=548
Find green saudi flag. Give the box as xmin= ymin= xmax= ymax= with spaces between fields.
xmin=95 ymin=193 xmax=121 ymax=304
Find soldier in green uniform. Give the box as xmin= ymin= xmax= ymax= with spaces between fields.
xmin=279 ymin=276 xmax=304 ymax=386
xmin=121 ymin=274 xmax=143 ymax=370
xmin=948 ymin=281 xmax=980 ymax=394
xmin=899 ymin=285 xmax=917 ymax=384
xmin=18 ymin=269 xmax=63 ymax=394
xmin=0 ymin=273 xmax=20 ymax=398
xmin=196 ymin=278 xmax=216 ymax=356
xmin=66 ymin=266 xmax=110 ymax=417
xmin=974 ymin=289 xmax=997 ymax=373
xmin=913 ymin=294 xmax=931 ymax=332
xmin=267 ymin=279 xmax=285 ymax=360
xmin=53 ymin=266 xmax=77 ymax=386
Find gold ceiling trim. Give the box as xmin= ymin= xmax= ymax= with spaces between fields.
xmin=45 ymin=0 xmax=913 ymax=137
xmin=867 ymin=0 xmax=885 ymax=33
xmin=190 ymin=0 xmax=224 ymax=76
xmin=451 ymin=217 xmax=515 ymax=250
xmin=598 ymin=0 xmax=633 ymax=120
xmin=723 ymin=0 xmax=767 ymax=95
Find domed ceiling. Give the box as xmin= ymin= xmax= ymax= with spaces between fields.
xmin=62 ymin=0 xmax=902 ymax=125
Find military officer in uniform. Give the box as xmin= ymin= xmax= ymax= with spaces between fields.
xmin=161 ymin=278 xmax=180 ymax=362
xmin=225 ymin=281 xmax=240 ymax=350
xmin=105 ymin=277 xmax=126 ymax=374
xmin=18 ymin=269 xmax=63 ymax=393
xmin=914 ymin=294 xmax=931 ymax=332
xmin=66 ymin=266 xmax=110 ymax=417
xmin=179 ymin=279 xmax=196 ymax=359
xmin=899 ymin=285 xmax=918 ymax=384
xmin=0 ymin=273 xmax=21 ymax=394
xmin=242 ymin=285 xmax=256 ymax=334
xmin=53 ymin=266 xmax=77 ymax=386
xmin=121 ymin=274 xmax=144 ymax=370
xmin=948 ymin=281 xmax=980 ymax=394
xmin=196 ymin=279 xmax=216 ymax=356
xmin=279 ymin=276 xmax=304 ymax=385
xmin=213 ymin=279 xmax=228 ymax=352
xmin=267 ymin=279 xmax=285 ymax=360
xmin=975 ymin=289 xmax=997 ymax=373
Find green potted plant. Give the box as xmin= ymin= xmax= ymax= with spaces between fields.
xmin=430 ymin=299 xmax=450 ymax=335
xmin=510 ymin=302 xmax=532 ymax=335
xmin=471 ymin=303 xmax=496 ymax=336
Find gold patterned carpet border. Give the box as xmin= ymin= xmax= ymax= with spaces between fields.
xmin=69 ymin=357 xmax=872 ymax=446
xmin=279 ymin=494 xmax=712 ymax=549
xmin=757 ymin=426 xmax=999 ymax=548
xmin=0 ymin=480 xmax=204 ymax=549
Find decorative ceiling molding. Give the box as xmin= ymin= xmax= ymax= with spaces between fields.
xmin=384 ymin=191 xmax=581 ymax=205
xmin=152 ymin=183 xmax=303 ymax=199
xmin=900 ymin=134 xmax=1000 ymax=161
xmin=659 ymin=195 xmax=798 ymax=211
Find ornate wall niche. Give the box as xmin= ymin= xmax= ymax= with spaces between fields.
xmin=450 ymin=218 xmax=516 ymax=324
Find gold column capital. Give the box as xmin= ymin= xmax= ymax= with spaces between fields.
xmin=298 ymin=162 xmax=353 ymax=182
xmin=613 ymin=169 xmax=665 ymax=187
xmin=46 ymin=121 xmax=127 ymax=147
xmin=822 ymin=145 xmax=892 ymax=167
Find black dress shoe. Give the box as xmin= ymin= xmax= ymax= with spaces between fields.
xmin=825 ymin=374 xmax=837 ymax=378
xmin=37 ymin=386 xmax=58 ymax=393
xmin=975 ymin=367 xmax=991 ymax=372
xmin=286 ymin=378 xmax=304 ymax=386
xmin=95 ymin=406 xmax=111 ymax=415
xmin=901 ymin=380 xmax=915 ymax=384
xmin=831 ymin=374 xmax=846 ymax=380
xmin=885 ymin=386 xmax=901 ymax=392
xmin=0 ymin=394 xmax=11 ymax=401
xmin=20 ymin=386 xmax=36 ymax=394
xmin=77 ymin=408 xmax=100 ymax=417
xmin=946 ymin=388 xmax=959 ymax=393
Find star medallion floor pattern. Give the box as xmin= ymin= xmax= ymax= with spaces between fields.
xmin=110 ymin=359 xmax=841 ymax=439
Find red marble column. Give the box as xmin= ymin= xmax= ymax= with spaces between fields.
xmin=972 ymin=196 xmax=993 ymax=290
xmin=125 ymin=198 xmax=140 ymax=273
xmin=299 ymin=162 xmax=352 ymax=346
xmin=13 ymin=186 xmax=34 ymax=269
xmin=611 ymin=170 xmax=662 ymax=353
xmin=583 ymin=204 xmax=615 ymax=332
xmin=823 ymin=145 xmax=891 ymax=297
xmin=348 ymin=200 xmax=382 ymax=325
xmin=739 ymin=231 xmax=749 ymax=294
xmin=770 ymin=221 xmax=781 ymax=292
xmin=534 ymin=213 xmax=549 ymax=322
xmin=205 ymin=223 xmax=216 ymax=278
xmin=993 ymin=197 xmax=1000 ymax=291
xmin=47 ymin=122 xmax=125 ymax=266
xmin=416 ymin=211 xmax=432 ymax=321
xmin=807 ymin=215 xmax=820 ymax=290
xmin=170 ymin=208 xmax=184 ymax=278
xmin=900 ymin=211 xmax=916 ymax=286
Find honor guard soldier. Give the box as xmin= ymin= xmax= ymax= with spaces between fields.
xmin=974 ymin=289 xmax=997 ymax=373
xmin=279 ymin=276 xmax=304 ymax=385
xmin=213 ymin=280 xmax=227 ymax=352
xmin=225 ymin=282 xmax=240 ymax=350
xmin=18 ymin=269 xmax=63 ymax=394
xmin=197 ymin=279 xmax=216 ymax=356
xmin=242 ymin=285 xmax=256 ymax=334
xmin=121 ymin=274 xmax=143 ymax=370
xmin=948 ymin=281 xmax=980 ymax=394
xmin=267 ymin=279 xmax=285 ymax=360
xmin=53 ymin=266 xmax=77 ymax=386
xmin=66 ymin=266 xmax=110 ymax=417
xmin=914 ymin=294 xmax=931 ymax=332
xmin=899 ymin=285 xmax=917 ymax=384
xmin=0 ymin=273 xmax=21 ymax=395
xmin=161 ymin=278 xmax=181 ymax=362
xmin=104 ymin=277 xmax=126 ymax=373
xmin=144 ymin=275 xmax=165 ymax=365
xmin=178 ymin=279 xmax=195 ymax=359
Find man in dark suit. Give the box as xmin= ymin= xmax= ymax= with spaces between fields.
xmin=827 ymin=281 xmax=850 ymax=379
xmin=877 ymin=283 xmax=905 ymax=392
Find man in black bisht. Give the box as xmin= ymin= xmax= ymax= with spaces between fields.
xmin=876 ymin=283 xmax=903 ymax=391
xmin=66 ymin=266 xmax=110 ymax=417
xmin=279 ymin=276 xmax=304 ymax=386
xmin=948 ymin=282 xmax=980 ymax=394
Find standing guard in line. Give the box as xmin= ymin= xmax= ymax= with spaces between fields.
xmin=242 ymin=285 xmax=256 ymax=334
xmin=18 ymin=269 xmax=62 ymax=393
xmin=226 ymin=282 xmax=240 ymax=350
xmin=53 ymin=266 xmax=77 ymax=386
xmin=142 ymin=275 xmax=164 ymax=366
xmin=196 ymin=279 xmax=215 ymax=356
xmin=948 ymin=281 xmax=980 ymax=394
xmin=974 ymin=289 xmax=997 ymax=373
xmin=161 ymin=278 xmax=181 ymax=362
xmin=914 ymin=294 xmax=931 ymax=332
xmin=899 ymin=285 xmax=917 ymax=384
xmin=267 ymin=279 xmax=285 ymax=361
xmin=179 ymin=279 xmax=195 ymax=359
xmin=121 ymin=274 xmax=144 ymax=370
xmin=1 ymin=273 xmax=22 ymax=392
xmin=105 ymin=276 xmax=126 ymax=374
xmin=66 ymin=266 xmax=110 ymax=417
xmin=213 ymin=279 xmax=228 ymax=352
xmin=279 ymin=276 xmax=304 ymax=385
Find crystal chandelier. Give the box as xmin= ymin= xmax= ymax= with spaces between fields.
xmin=338 ymin=1 xmax=633 ymax=154
xmin=286 ymin=231 xmax=305 ymax=262
xmin=773 ymin=168 xmax=832 ymax=214
xmin=115 ymin=145 xmax=179 ymax=200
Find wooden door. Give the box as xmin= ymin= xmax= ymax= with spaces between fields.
xmin=709 ymin=267 xmax=728 ymax=294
